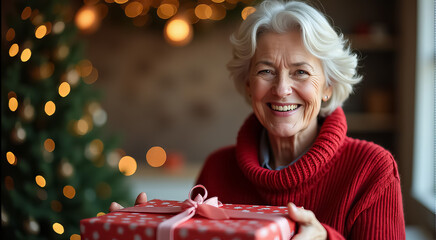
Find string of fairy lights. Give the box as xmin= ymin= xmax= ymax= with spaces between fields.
xmin=4 ymin=0 xmax=256 ymax=238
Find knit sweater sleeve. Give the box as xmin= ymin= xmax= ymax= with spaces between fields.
xmin=323 ymin=152 xmax=406 ymax=240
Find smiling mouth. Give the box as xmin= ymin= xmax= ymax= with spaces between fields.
xmin=268 ymin=103 xmax=300 ymax=112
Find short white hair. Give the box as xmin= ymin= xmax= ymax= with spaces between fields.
xmin=227 ymin=0 xmax=362 ymax=117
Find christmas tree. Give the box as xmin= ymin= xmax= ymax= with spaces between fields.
xmin=1 ymin=0 xmax=132 ymax=239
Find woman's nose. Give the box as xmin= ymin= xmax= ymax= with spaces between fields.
xmin=273 ymin=76 xmax=293 ymax=98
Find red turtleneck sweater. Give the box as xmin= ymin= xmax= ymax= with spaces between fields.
xmin=196 ymin=108 xmax=405 ymax=239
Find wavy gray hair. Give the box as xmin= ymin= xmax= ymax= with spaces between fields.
xmin=227 ymin=0 xmax=362 ymax=117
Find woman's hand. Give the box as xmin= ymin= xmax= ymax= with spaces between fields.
xmin=109 ymin=192 xmax=148 ymax=212
xmin=288 ymin=202 xmax=327 ymax=240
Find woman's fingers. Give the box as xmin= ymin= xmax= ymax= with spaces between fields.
xmin=109 ymin=202 xmax=124 ymax=212
xmin=135 ymin=192 xmax=147 ymax=205
xmin=287 ymin=202 xmax=327 ymax=240
xmin=287 ymin=202 xmax=313 ymax=223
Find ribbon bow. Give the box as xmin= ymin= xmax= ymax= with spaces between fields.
xmin=117 ymin=185 xmax=293 ymax=240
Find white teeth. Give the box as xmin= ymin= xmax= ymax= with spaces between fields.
xmin=271 ymin=104 xmax=298 ymax=112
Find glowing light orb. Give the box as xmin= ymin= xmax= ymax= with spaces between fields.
xmin=241 ymin=6 xmax=256 ymax=20
xmin=58 ymin=82 xmax=71 ymax=97
xmin=70 ymin=234 xmax=81 ymax=240
xmin=164 ymin=18 xmax=193 ymax=46
xmin=8 ymin=97 xmax=18 ymax=111
xmin=75 ymin=6 xmax=99 ymax=33
xmin=21 ymin=48 xmax=32 ymax=62
xmin=44 ymin=138 xmax=55 ymax=152
xmin=35 ymin=175 xmax=46 ymax=188
xmin=6 ymin=28 xmax=15 ymax=41
xmin=53 ymin=222 xmax=64 ymax=234
xmin=195 ymin=4 xmax=212 ymax=19
xmin=118 ymin=156 xmax=137 ymax=176
xmin=125 ymin=2 xmax=144 ymax=18
xmin=6 ymin=151 xmax=17 ymax=165
xmin=35 ymin=25 xmax=47 ymax=39
xmin=146 ymin=146 xmax=167 ymax=167
xmin=45 ymin=101 xmax=56 ymax=116
xmin=63 ymin=185 xmax=76 ymax=199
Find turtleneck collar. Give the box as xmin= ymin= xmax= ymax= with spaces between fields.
xmin=236 ymin=107 xmax=347 ymax=190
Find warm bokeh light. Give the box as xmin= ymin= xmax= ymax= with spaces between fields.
xmin=9 ymin=44 xmax=19 ymax=57
xmin=5 ymin=176 xmax=14 ymax=191
xmin=53 ymin=222 xmax=64 ymax=234
xmin=6 ymin=28 xmax=15 ymax=41
xmin=75 ymin=118 xmax=90 ymax=135
xmin=146 ymin=146 xmax=167 ymax=167
xmin=114 ymin=0 xmax=128 ymax=3
xmin=21 ymin=6 xmax=32 ymax=20
xmin=51 ymin=200 xmax=62 ymax=212
xmin=212 ymin=0 xmax=225 ymax=2
xmin=89 ymin=139 xmax=104 ymax=156
xmin=21 ymin=48 xmax=32 ymax=62
xmin=241 ymin=6 xmax=256 ymax=20
xmin=75 ymin=6 xmax=99 ymax=33
xmin=45 ymin=101 xmax=56 ymax=116
xmin=118 ymin=156 xmax=137 ymax=176
xmin=70 ymin=234 xmax=81 ymax=240
xmin=125 ymin=2 xmax=143 ymax=18
xmin=96 ymin=212 xmax=105 ymax=217
xmin=63 ymin=185 xmax=76 ymax=199
xmin=35 ymin=25 xmax=47 ymax=39
xmin=44 ymin=138 xmax=56 ymax=152
xmin=209 ymin=4 xmax=226 ymax=20
xmin=35 ymin=175 xmax=46 ymax=188
xmin=34 ymin=62 xmax=55 ymax=80
xmin=59 ymin=82 xmax=71 ymax=97
xmin=195 ymin=4 xmax=212 ymax=19
xmin=6 ymin=151 xmax=17 ymax=165
xmin=83 ymin=67 xmax=99 ymax=84
xmin=77 ymin=59 xmax=93 ymax=77
xmin=157 ymin=4 xmax=177 ymax=19
xmin=8 ymin=97 xmax=18 ymax=112
xmin=53 ymin=21 xmax=65 ymax=34
xmin=164 ymin=18 xmax=193 ymax=46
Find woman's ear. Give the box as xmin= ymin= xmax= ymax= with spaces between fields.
xmin=322 ymin=84 xmax=333 ymax=102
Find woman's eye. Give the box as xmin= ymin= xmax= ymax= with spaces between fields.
xmin=293 ymin=70 xmax=310 ymax=79
xmin=258 ymin=69 xmax=273 ymax=75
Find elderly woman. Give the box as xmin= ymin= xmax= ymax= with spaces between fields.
xmin=111 ymin=0 xmax=405 ymax=239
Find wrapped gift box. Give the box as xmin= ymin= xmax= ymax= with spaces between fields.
xmin=80 ymin=199 xmax=295 ymax=240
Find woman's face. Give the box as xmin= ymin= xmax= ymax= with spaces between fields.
xmin=247 ymin=30 xmax=332 ymax=138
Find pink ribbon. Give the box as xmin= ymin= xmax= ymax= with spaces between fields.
xmin=116 ymin=185 xmax=293 ymax=240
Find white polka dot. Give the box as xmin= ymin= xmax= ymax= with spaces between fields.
xmin=117 ymin=227 xmax=124 ymax=234
xmin=121 ymin=218 xmax=131 ymax=221
xmin=134 ymin=234 xmax=142 ymax=240
xmin=242 ymin=210 xmax=250 ymax=212
xmin=198 ymin=226 xmax=208 ymax=233
xmin=89 ymin=218 xmax=99 ymax=223
xmin=211 ymin=237 xmax=221 ymax=240
xmin=179 ymin=228 xmax=188 ymax=238
xmin=278 ymin=206 xmax=287 ymax=209
xmin=273 ymin=210 xmax=280 ymax=212
xmin=130 ymin=223 xmax=138 ymax=230
xmin=233 ymin=207 xmax=242 ymax=209
xmin=248 ymin=220 xmax=259 ymax=224
xmin=80 ymin=224 xmax=85 ymax=233
xmin=225 ymin=228 xmax=236 ymax=235
xmin=162 ymin=202 xmax=170 ymax=205
xmin=258 ymin=228 xmax=268 ymax=237
xmin=269 ymin=224 xmax=278 ymax=232
xmin=114 ymin=213 xmax=123 ymax=215
xmin=107 ymin=215 xmax=117 ymax=218
xmin=256 ymin=212 xmax=264 ymax=214
xmin=145 ymin=227 xmax=154 ymax=237
xmin=127 ymin=215 xmax=136 ymax=218
xmin=92 ymin=231 xmax=100 ymax=239
xmin=103 ymin=222 xmax=111 ymax=231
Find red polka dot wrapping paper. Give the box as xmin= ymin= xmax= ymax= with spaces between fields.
xmin=80 ymin=199 xmax=296 ymax=240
